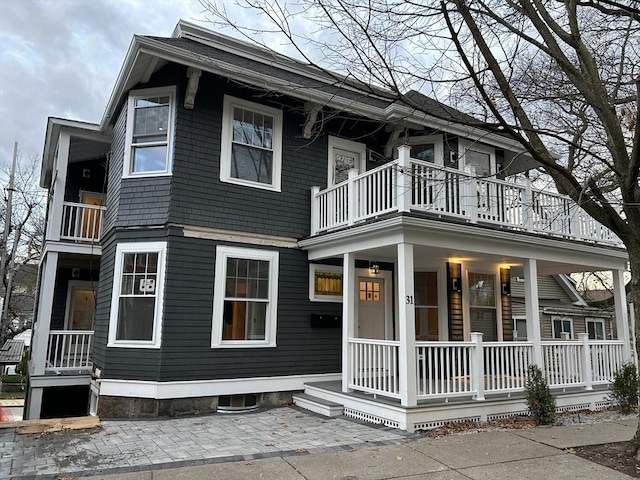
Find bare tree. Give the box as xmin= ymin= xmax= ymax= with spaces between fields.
xmin=0 ymin=152 xmax=45 ymax=344
xmin=202 ymin=0 xmax=639 ymax=452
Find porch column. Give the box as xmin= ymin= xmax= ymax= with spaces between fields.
xmin=342 ymin=252 xmax=356 ymax=392
xmin=31 ymin=251 xmax=58 ymax=376
xmin=612 ymin=269 xmax=632 ymax=361
xmin=397 ymin=242 xmax=417 ymax=406
xmin=46 ymin=132 xmax=70 ymax=242
xmin=523 ymin=259 xmax=543 ymax=366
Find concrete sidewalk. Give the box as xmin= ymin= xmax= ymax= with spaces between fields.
xmin=2 ymin=407 xmax=636 ymax=479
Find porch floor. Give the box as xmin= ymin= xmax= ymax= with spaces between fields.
xmin=295 ymin=380 xmax=612 ymax=432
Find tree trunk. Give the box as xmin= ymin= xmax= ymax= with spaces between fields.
xmin=624 ymin=242 xmax=640 ymax=457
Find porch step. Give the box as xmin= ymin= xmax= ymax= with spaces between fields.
xmin=293 ymin=393 xmax=343 ymax=417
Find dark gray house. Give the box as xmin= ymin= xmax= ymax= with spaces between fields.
xmin=26 ymin=21 xmax=631 ymax=430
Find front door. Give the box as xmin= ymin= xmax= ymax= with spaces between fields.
xmin=80 ymin=191 xmax=104 ymax=240
xmin=358 ymin=278 xmax=385 ymax=339
xmin=66 ymin=283 xmax=96 ymax=330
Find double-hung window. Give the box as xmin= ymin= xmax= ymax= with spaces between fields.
xmin=124 ymin=87 xmax=175 ymax=177
xmin=586 ymin=318 xmax=606 ymax=340
xmin=220 ymin=95 xmax=283 ymax=191
xmin=552 ymin=317 xmax=573 ymax=339
xmin=212 ymin=246 xmax=279 ymax=347
xmin=108 ymin=242 xmax=167 ymax=348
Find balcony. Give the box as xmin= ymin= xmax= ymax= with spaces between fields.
xmin=311 ymin=158 xmax=620 ymax=246
xmin=61 ymin=202 xmax=105 ymax=243
xmin=45 ymin=330 xmax=93 ymax=373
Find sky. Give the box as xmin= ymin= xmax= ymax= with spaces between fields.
xmin=0 ymin=0 xmax=281 ymax=172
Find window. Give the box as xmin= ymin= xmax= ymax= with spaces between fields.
xmin=552 ymin=317 xmax=573 ymax=339
xmin=513 ymin=316 xmax=527 ymax=341
xmin=108 ymin=242 xmax=167 ymax=348
xmin=415 ymin=271 xmax=439 ymax=341
xmin=468 ymin=271 xmax=497 ymax=341
xmin=124 ymin=87 xmax=175 ymax=177
xmin=220 ymin=95 xmax=283 ymax=191
xmin=212 ymin=246 xmax=279 ymax=347
xmin=586 ymin=318 xmax=606 ymax=340
xmin=328 ymin=136 xmax=366 ymax=185
xmin=309 ymin=264 xmax=343 ymax=302
xmin=394 ymin=135 xmax=444 ymax=166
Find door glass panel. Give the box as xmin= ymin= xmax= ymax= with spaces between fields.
xmin=333 ymin=149 xmax=360 ymax=184
xmin=465 ymin=150 xmax=492 ymax=176
xmin=70 ymin=288 xmax=96 ymax=330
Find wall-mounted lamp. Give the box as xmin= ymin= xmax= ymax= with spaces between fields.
xmin=451 ymin=277 xmax=462 ymax=293
xmin=369 ymin=262 xmax=380 ymax=276
xmin=501 ymin=282 xmax=511 ymax=296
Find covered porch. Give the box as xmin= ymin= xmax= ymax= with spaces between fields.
xmin=298 ymin=209 xmax=631 ymax=431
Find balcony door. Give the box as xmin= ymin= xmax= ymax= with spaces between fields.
xmin=65 ymin=281 xmax=96 ymax=331
xmin=328 ymin=136 xmax=366 ymax=186
xmin=80 ymin=191 xmax=104 ymax=241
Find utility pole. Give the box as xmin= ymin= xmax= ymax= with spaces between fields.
xmin=0 ymin=142 xmax=18 ymax=346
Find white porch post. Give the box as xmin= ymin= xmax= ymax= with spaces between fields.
xmin=578 ymin=333 xmax=593 ymax=391
xmin=31 ymin=251 xmax=59 ymax=376
xmin=524 ymin=259 xmax=543 ymax=366
xmin=397 ymin=242 xmax=417 ymax=406
xmin=471 ymin=332 xmax=485 ymax=400
xmin=46 ymin=132 xmax=70 ymax=242
xmin=397 ymin=145 xmax=412 ymax=213
xmin=342 ymin=252 xmax=356 ymax=392
xmin=612 ymin=269 xmax=632 ymax=361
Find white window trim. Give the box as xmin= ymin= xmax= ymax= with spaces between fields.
xmin=397 ymin=134 xmax=444 ymax=166
xmin=458 ymin=139 xmax=496 ymax=176
xmin=123 ymin=86 xmax=176 ymax=178
xmin=107 ymin=241 xmax=167 ymax=348
xmin=327 ymin=136 xmax=367 ymax=186
xmin=551 ymin=316 xmax=574 ymax=339
xmin=211 ymin=245 xmax=279 ymax=348
xmin=220 ymin=95 xmax=283 ymax=192
xmin=309 ymin=264 xmax=343 ymax=302
xmin=64 ymin=280 xmax=96 ymax=330
xmin=513 ymin=315 xmax=527 ymax=341
xmin=586 ymin=317 xmax=606 ymax=340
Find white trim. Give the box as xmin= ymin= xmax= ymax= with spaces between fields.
xmin=64 ymin=280 xmax=97 ymax=330
xmin=458 ymin=139 xmax=496 ymax=176
xmin=211 ymin=245 xmax=279 ymax=348
xmin=309 ymin=264 xmax=343 ymax=302
xmin=107 ymin=241 xmax=167 ymax=348
xmin=98 ymin=372 xmax=341 ymax=399
xmin=551 ymin=316 xmax=574 ymax=339
xmin=123 ymin=86 xmax=176 ymax=178
xmin=43 ymin=241 xmax=102 ymax=256
xmin=327 ymin=136 xmax=367 ymax=186
xmin=28 ymin=374 xmax=92 ymax=388
xmin=513 ymin=315 xmax=528 ymax=341
xmin=220 ymin=95 xmax=283 ymax=192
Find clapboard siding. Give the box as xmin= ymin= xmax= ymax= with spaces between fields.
xmin=92 ymin=230 xmax=342 ymax=382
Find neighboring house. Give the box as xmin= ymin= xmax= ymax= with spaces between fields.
xmin=511 ymin=274 xmax=615 ymax=341
xmin=26 ymin=21 xmax=632 ymax=430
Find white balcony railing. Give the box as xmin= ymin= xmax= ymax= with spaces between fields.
xmin=61 ymin=202 xmax=105 ymax=242
xmin=311 ymin=159 xmax=620 ymax=246
xmin=348 ymin=335 xmax=625 ymax=401
xmin=46 ymin=330 xmax=93 ymax=371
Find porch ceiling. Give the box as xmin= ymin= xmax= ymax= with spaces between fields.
xmin=300 ymin=215 xmax=628 ymax=274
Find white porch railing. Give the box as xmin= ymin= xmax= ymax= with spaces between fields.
xmin=61 ymin=202 xmax=105 ymax=242
xmin=348 ymin=338 xmax=400 ymax=398
xmin=347 ymin=336 xmax=626 ymax=401
xmin=46 ymin=330 xmax=94 ymax=371
xmin=311 ymin=159 xmax=620 ymax=246
xmin=415 ymin=342 xmax=474 ymax=398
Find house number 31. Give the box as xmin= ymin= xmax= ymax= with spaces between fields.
xmin=405 ymin=295 xmax=414 ymax=304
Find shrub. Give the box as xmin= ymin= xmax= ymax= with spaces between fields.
xmin=15 ymin=350 xmax=28 ymax=377
xmin=609 ymin=362 xmax=639 ymax=414
xmin=525 ymin=364 xmax=556 ymax=425
xmin=1 ymin=374 xmax=24 ymax=384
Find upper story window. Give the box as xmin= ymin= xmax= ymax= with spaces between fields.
xmin=220 ymin=95 xmax=283 ymax=191
xmin=212 ymin=246 xmax=279 ymax=348
xmin=394 ymin=135 xmax=444 ymax=166
xmin=107 ymin=242 xmax=167 ymax=348
xmin=328 ymin=136 xmax=367 ymax=186
xmin=124 ymin=87 xmax=175 ymax=177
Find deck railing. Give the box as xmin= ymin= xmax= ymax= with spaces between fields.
xmin=348 ymin=338 xmax=400 ymax=398
xmin=348 ymin=335 xmax=626 ymax=401
xmin=311 ymin=158 xmax=619 ymax=246
xmin=61 ymin=202 xmax=105 ymax=242
xmin=46 ymin=330 xmax=94 ymax=371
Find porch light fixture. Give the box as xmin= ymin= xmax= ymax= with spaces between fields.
xmin=369 ymin=262 xmax=380 ymax=276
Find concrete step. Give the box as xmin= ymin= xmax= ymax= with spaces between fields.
xmin=293 ymin=393 xmax=343 ymax=418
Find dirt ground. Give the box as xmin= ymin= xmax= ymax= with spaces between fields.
xmin=421 ymin=410 xmax=639 ymax=478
